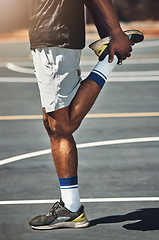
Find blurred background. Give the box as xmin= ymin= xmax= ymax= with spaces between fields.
xmin=0 ymin=0 xmax=28 ymax=33
xmin=0 ymin=0 xmax=159 ymax=34
xmin=87 ymin=0 xmax=159 ymax=23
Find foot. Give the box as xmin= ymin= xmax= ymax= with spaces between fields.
xmin=89 ymin=30 xmax=144 ymax=64
xmin=29 ymin=200 xmax=89 ymax=230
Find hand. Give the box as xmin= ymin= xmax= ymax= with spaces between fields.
xmin=108 ymin=31 xmax=134 ymax=63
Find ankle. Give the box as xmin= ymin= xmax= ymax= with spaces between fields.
xmin=87 ymin=55 xmax=118 ymax=88
xmin=59 ymin=176 xmax=81 ymax=212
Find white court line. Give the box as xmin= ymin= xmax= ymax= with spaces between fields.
xmin=0 ymin=149 xmax=51 ymax=166
xmin=81 ymin=58 xmax=159 ymax=65
xmin=6 ymin=62 xmax=34 ymax=74
xmin=1 ymin=197 xmax=159 ymax=205
xmin=0 ymin=137 xmax=159 ymax=166
xmin=1 ymin=58 xmax=159 ymax=68
xmin=0 ymin=77 xmax=36 ymax=82
xmin=82 ymin=71 xmax=159 ymax=77
xmin=107 ymin=76 xmax=159 ymax=82
xmin=97 ymin=76 xmax=159 ymax=82
xmin=1 ymin=76 xmax=159 ymax=83
xmin=135 ymin=40 xmax=159 ymax=48
xmin=110 ymin=70 xmax=159 ymax=76
xmin=122 ymin=58 xmax=159 ymax=65
xmin=4 ymin=62 xmax=159 ymax=82
xmin=5 ymin=62 xmax=159 ymax=76
xmin=81 ymin=71 xmax=159 ymax=81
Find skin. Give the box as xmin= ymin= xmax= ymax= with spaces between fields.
xmin=43 ymin=79 xmax=101 ymax=178
xmin=42 ymin=0 xmax=134 ymax=179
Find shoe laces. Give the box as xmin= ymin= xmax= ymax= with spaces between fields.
xmin=46 ymin=202 xmax=60 ymax=216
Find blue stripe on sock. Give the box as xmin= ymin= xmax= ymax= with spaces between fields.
xmin=59 ymin=176 xmax=78 ymax=186
xmin=87 ymin=71 xmax=106 ymax=88
xmin=60 ymin=186 xmax=78 ymax=189
xmin=93 ymin=69 xmax=107 ymax=82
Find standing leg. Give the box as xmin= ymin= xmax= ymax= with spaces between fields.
xmin=43 ymin=108 xmax=78 ymax=178
xmin=43 ymin=109 xmax=81 ymax=212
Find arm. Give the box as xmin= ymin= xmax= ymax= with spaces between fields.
xmin=85 ymin=0 xmax=134 ymax=62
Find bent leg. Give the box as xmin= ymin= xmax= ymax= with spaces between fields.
xmin=47 ymin=54 xmax=118 ymax=137
xmin=47 ymin=78 xmax=101 ymax=137
xmin=43 ymin=78 xmax=101 ymax=177
xmin=43 ymin=79 xmax=101 ymax=178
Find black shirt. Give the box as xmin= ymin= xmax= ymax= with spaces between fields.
xmin=28 ymin=0 xmax=85 ymax=50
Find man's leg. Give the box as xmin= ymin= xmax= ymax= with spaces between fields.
xmin=43 ymin=108 xmax=81 ymax=211
xmin=29 ymin=48 xmax=118 ymax=229
xmin=42 ymin=55 xmax=117 ymax=212
xmin=47 ymin=78 xmax=101 ymax=137
xmin=43 ymin=108 xmax=78 ymax=178
xmin=42 ymin=77 xmax=102 ymax=212
xmin=47 ymin=54 xmax=118 ymax=137
xmin=43 ymin=55 xmax=118 ymax=211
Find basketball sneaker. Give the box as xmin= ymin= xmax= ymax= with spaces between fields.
xmin=89 ymin=30 xmax=144 ymax=64
xmin=29 ymin=200 xmax=89 ymax=230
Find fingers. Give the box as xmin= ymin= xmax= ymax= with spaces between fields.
xmin=129 ymin=45 xmax=133 ymax=52
xmin=108 ymin=38 xmax=133 ymax=63
xmin=108 ymin=44 xmax=115 ymax=63
xmin=119 ymin=51 xmax=131 ymax=61
xmin=126 ymin=52 xmax=131 ymax=58
xmin=130 ymin=40 xmax=135 ymax=46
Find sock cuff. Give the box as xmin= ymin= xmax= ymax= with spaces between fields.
xmin=59 ymin=176 xmax=78 ymax=188
xmin=87 ymin=71 xmax=107 ymax=88
xmin=87 ymin=55 xmax=118 ymax=88
xmin=87 ymin=70 xmax=106 ymax=88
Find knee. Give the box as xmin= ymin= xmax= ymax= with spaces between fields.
xmin=43 ymin=114 xmax=51 ymax=133
xmin=52 ymin=124 xmax=74 ymax=138
xmin=50 ymin=119 xmax=79 ymax=138
xmin=43 ymin=114 xmax=73 ymax=138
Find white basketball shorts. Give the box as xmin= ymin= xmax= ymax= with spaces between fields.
xmin=31 ymin=47 xmax=82 ymax=113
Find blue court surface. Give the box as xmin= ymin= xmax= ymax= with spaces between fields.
xmin=0 ymin=36 xmax=159 ymax=240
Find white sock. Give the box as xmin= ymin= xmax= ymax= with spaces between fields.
xmin=60 ymin=187 xmax=81 ymax=212
xmin=88 ymin=55 xmax=118 ymax=88
xmin=59 ymin=176 xmax=81 ymax=212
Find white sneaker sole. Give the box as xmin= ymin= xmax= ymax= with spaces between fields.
xmin=30 ymin=219 xmax=90 ymax=230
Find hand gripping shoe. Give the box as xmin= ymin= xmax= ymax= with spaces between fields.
xmin=89 ymin=30 xmax=144 ymax=64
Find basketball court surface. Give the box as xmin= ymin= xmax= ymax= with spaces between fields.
xmin=0 ymin=35 xmax=159 ymax=239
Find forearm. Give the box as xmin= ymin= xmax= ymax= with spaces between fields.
xmin=85 ymin=0 xmax=122 ymax=38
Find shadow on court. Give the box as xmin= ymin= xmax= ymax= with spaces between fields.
xmin=89 ymin=208 xmax=159 ymax=231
